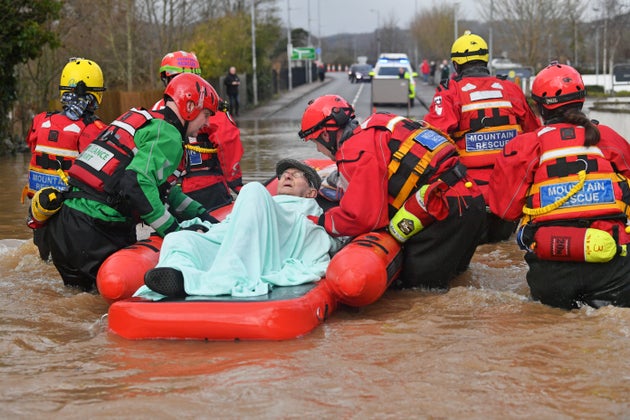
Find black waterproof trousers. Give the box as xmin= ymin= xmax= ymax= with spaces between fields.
xmin=44 ymin=205 xmax=136 ymax=291
xmin=525 ymin=252 xmax=630 ymax=309
xmin=396 ymin=193 xmax=487 ymax=290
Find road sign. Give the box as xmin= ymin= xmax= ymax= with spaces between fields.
xmin=291 ymin=47 xmax=316 ymax=60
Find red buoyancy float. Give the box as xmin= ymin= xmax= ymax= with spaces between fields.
xmin=97 ymin=235 xmax=163 ymax=304
xmin=325 ymin=231 xmax=402 ymax=307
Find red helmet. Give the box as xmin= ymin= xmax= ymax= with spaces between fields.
xmin=531 ymin=62 xmax=586 ymax=110
xmin=298 ymin=95 xmax=355 ymax=141
xmin=159 ymin=51 xmax=201 ymax=77
xmin=164 ymin=73 xmax=219 ymax=121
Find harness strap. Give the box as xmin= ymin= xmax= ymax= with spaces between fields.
xmin=63 ymin=187 xmax=117 ymax=207
xmin=185 ymin=144 xmax=218 ymax=154
xmin=439 ymin=162 xmax=467 ymax=187
xmin=388 ymin=130 xmax=453 ymax=210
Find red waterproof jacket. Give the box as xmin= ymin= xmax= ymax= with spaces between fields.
xmin=153 ymin=99 xmax=243 ymax=196
xmin=181 ymin=111 xmax=243 ymax=195
xmin=424 ymin=69 xmax=540 ymax=200
xmin=25 ymin=111 xmax=105 ymax=197
xmin=489 ymin=122 xmax=630 ymax=243
xmin=322 ymin=113 xmax=477 ymax=237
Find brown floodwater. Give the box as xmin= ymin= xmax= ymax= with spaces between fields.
xmin=1 ymin=119 xmax=628 ymax=418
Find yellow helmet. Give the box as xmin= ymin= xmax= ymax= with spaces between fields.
xmin=450 ymin=31 xmax=489 ymax=65
xmin=59 ymin=58 xmax=106 ymax=104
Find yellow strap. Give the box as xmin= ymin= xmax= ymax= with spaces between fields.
xmin=57 ymin=168 xmax=69 ymax=186
xmin=20 ymin=185 xmax=29 ymax=204
xmin=185 ymin=144 xmax=218 ymax=154
xmin=391 ymin=152 xmax=434 ymax=209
xmin=522 ymin=170 xmax=586 ymax=216
xmin=388 ymin=133 xmax=417 ymax=178
xmin=390 ymin=131 xmax=441 ymax=209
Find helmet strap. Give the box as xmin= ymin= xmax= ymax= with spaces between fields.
xmin=452 ymin=61 xmax=462 ymax=74
xmin=316 ymin=129 xmax=339 ymax=155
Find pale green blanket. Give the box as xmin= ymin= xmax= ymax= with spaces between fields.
xmin=134 ymin=182 xmax=338 ymax=298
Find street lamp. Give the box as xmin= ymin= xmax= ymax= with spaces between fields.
xmin=250 ymin=0 xmax=258 ymax=105
xmin=286 ymin=0 xmax=292 ymax=91
xmin=370 ymin=9 xmax=381 ymax=56
xmin=489 ymin=0 xmax=493 ymax=68
xmin=317 ymin=0 xmax=322 ymax=63
xmin=453 ymin=2 xmax=459 ymax=41
xmin=307 ymin=0 xmax=312 ymax=84
xmin=595 ymin=25 xmax=600 ymax=85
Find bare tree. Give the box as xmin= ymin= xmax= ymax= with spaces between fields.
xmin=592 ymin=0 xmax=630 ymax=77
xmin=410 ymin=4 xmax=457 ymax=63
xmin=477 ymin=0 xmax=571 ymax=69
xmin=379 ymin=14 xmax=412 ymax=56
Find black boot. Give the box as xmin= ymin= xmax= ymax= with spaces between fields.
xmin=144 ymin=267 xmax=187 ymax=297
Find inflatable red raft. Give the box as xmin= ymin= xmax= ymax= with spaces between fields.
xmin=101 ymin=160 xmax=403 ymax=340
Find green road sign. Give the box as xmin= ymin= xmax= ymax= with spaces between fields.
xmin=291 ymin=47 xmax=316 ymax=60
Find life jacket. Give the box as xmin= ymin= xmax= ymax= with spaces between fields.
xmin=450 ymin=75 xmax=524 ymax=169
xmin=68 ymin=108 xmax=163 ymax=199
xmin=523 ymin=125 xmax=630 ymax=225
xmin=25 ymin=112 xmax=104 ymax=198
xmin=360 ymin=113 xmax=460 ymax=216
xmin=182 ymin=132 xmax=222 ymax=179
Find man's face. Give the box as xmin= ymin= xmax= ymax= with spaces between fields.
xmin=276 ymin=168 xmax=317 ymax=198
xmin=186 ymin=108 xmax=213 ymax=137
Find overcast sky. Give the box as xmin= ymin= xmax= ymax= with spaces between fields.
xmin=277 ymin=0 xmax=482 ymax=37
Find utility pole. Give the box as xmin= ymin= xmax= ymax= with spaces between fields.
xmin=317 ymin=0 xmax=322 ymax=63
xmin=453 ymin=2 xmax=459 ymax=42
xmin=307 ymin=0 xmax=312 ymax=84
xmin=286 ymin=0 xmax=292 ymax=91
xmin=489 ymin=0 xmax=493 ymax=71
xmin=370 ymin=9 xmax=381 ymax=57
xmin=250 ymin=0 xmax=258 ymax=105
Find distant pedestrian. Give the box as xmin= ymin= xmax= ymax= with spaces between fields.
xmin=440 ymin=59 xmax=450 ymax=81
xmin=224 ymin=66 xmax=241 ymax=116
xmin=317 ymin=63 xmax=326 ymax=82
xmin=420 ymin=59 xmax=430 ymax=84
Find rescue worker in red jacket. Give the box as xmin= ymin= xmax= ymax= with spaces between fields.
xmin=299 ymin=94 xmax=486 ymax=289
xmin=24 ymin=57 xmax=107 ymax=260
xmin=424 ymin=31 xmax=541 ymax=243
xmin=489 ymin=62 xmax=630 ymax=309
xmin=153 ymin=50 xmax=244 ymax=210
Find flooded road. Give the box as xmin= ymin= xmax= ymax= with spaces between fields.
xmin=1 ymin=99 xmax=629 ymax=418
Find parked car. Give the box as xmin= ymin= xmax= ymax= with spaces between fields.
xmin=348 ymin=64 xmax=373 ymax=83
xmin=490 ymin=57 xmax=522 ymax=70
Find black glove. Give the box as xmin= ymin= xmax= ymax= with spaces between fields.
xmin=181 ymin=224 xmax=209 ymax=233
xmin=197 ymin=211 xmax=219 ymax=224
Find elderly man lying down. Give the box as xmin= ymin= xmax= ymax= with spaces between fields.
xmin=134 ymin=159 xmax=343 ymax=298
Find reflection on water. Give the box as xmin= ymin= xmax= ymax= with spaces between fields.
xmin=1 ymin=119 xmax=628 ymax=417
xmin=238 ymin=119 xmax=322 ymax=182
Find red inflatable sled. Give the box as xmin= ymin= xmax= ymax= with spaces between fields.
xmin=102 ymin=160 xmax=403 ymax=340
